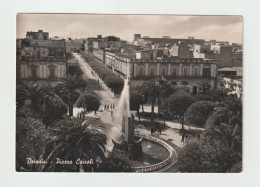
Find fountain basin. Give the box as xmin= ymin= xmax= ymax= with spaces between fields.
xmin=130 ymin=135 xmax=178 ymax=172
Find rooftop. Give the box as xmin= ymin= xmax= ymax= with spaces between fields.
xmin=218 ymin=67 xmax=237 ymax=71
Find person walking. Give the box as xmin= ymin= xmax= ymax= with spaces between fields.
xmin=107 ymin=104 xmax=110 ymax=111
xmin=185 ymin=134 xmax=189 ymax=142
xmin=113 ymin=104 xmax=115 ymax=110
xmin=158 ymin=126 xmax=162 ymax=134
xmin=181 ymin=133 xmax=185 ymax=142
xmin=104 ymin=104 xmax=106 ymax=111
xmin=111 ymin=111 xmax=114 ymax=121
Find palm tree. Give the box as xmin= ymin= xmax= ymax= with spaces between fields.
xmin=16 ymin=81 xmax=55 ymax=114
xmin=41 ymin=117 xmax=107 ymax=172
xmin=16 ymin=116 xmax=49 ymax=171
xmin=142 ymin=78 xmax=172 ymax=125
xmin=55 ymin=75 xmax=86 ymax=116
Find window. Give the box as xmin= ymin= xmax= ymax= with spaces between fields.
xmin=49 ymin=65 xmax=56 ymax=79
xmin=31 ymin=66 xmax=37 ymax=80
xmin=172 ymin=68 xmax=177 ymax=76
xmin=162 ymin=68 xmax=166 ymax=75
xmin=25 ymin=50 xmax=31 ymax=55
xmin=150 ymin=68 xmax=155 ymax=76
xmin=139 ymin=68 xmax=144 ymax=75
xmin=183 ymin=68 xmax=188 ymax=76
xmin=194 ymin=68 xmax=199 ymax=76
xmin=203 ymin=68 xmax=211 ymax=78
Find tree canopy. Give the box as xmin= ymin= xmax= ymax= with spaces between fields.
xmin=77 ymin=93 xmax=100 ymax=112
xmin=185 ymin=101 xmax=215 ymax=127
xmin=41 ymin=96 xmax=68 ymax=126
xmin=55 ymin=75 xmax=86 ymax=116
xmin=177 ymin=103 xmax=242 ymax=172
xmin=16 ymin=82 xmax=55 ymax=113
xmin=167 ymin=91 xmax=194 ymax=117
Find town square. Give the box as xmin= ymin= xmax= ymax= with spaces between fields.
xmin=15 ymin=14 xmax=243 ymax=173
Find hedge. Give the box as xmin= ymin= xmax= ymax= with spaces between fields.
xmin=80 ymin=51 xmax=124 ymax=94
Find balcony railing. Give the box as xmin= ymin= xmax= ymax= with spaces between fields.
xmin=131 ymin=58 xmax=216 ymax=64
xmin=21 ymin=56 xmax=66 ymax=62
xmin=134 ymin=74 xmax=212 ymax=79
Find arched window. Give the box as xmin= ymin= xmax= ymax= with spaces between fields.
xmin=48 ymin=65 xmax=56 ymax=79
xmin=30 ymin=65 xmax=38 ymax=80
xmin=139 ymin=67 xmax=144 ymax=75
xmin=150 ymin=67 xmax=155 ymax=76
xmin=162 ymin=67 xmax=166 ymax=75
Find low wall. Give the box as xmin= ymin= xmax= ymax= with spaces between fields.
xmin=131 ymin=135 xmax=178 ymax=172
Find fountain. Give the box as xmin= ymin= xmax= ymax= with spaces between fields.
xmin=110 ymin=78 xmax=177 ymax=172
xmin=112 ymin=79 xmax=143 ymax=159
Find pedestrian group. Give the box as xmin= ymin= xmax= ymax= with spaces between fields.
xmin=104 ymin=104 xmax=115 ymax=111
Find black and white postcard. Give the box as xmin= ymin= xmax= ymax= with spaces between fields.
xmin=16 ymin=14 xmax=243 ymax=173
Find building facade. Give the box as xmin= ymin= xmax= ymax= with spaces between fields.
xmin=26 ymin=30 xmax=49 ymax=40
xmin=134 ymin=34 xmax=205 ymax=46
xmin=19 ymin=56 xmax=67 ymax=80
xmin=66 ymin=39 xmax=84 ymax=53
xmin=17 ymin=30 xmax=67 ymax=81
xmin=92 ymin=49 xmax=218 ymax=93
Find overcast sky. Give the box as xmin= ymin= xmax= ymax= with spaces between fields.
xmin=17 ymin=14 xmax=242 ymax=44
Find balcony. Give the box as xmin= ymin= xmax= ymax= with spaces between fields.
xmin=134 ymin=74 xmax=212 ymax=79
xmin=21 ymin=56 xmax=66 ymax=62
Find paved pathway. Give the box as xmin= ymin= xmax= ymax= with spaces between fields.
xmin=134 ymin=119 xmax=186 ymax=148
xmin=139 ymin=105 xmax=204 ymax=131
xmin=72 ymin=53 xmax=118 ymax=117
xmin=72 ymin=53 xmax=122 ymax=150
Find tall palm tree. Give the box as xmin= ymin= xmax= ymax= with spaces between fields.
xmin=16 ymin=116 xmax=49 ymax=172
xmin=16 ymin=81 xmax=55 ymax=114
xmin=41 ymin=117 xmax=107 ymax=172
xmin=142 ymin=78 xmax=172 ymax=125
xmin=55 ymin=75 xmax=86 ymax=116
